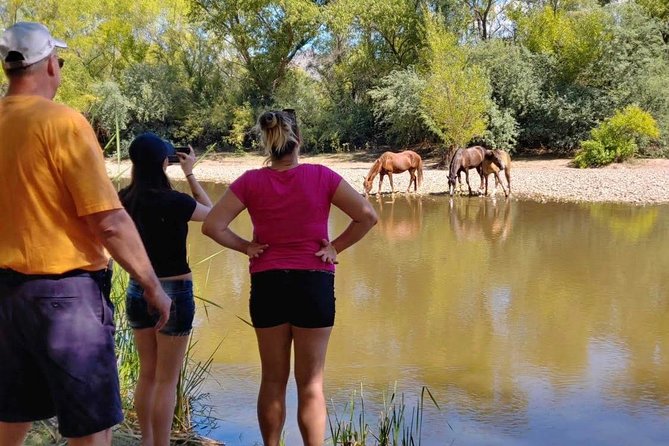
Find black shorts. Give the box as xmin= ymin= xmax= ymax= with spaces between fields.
xmin=0 ymin=269 xmax=122 ymax=438
xmin=250 ymin=269 xmax=335 ymax=328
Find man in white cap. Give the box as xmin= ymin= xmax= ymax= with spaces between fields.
xmin=0 ymin=22 xmax=172 ymax=446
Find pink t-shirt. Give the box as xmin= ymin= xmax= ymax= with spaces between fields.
xmin=229 ymin=163 xmax=343 ymax=274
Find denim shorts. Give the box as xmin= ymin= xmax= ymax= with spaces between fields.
xmin=0 ymin=269 xmax=123 ymax=438
xmin=250 ymin=269 xmax=335 ymax=328
xmin=126 ymin=279 xmax=195 ymax=336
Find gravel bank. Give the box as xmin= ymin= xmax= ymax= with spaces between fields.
xmin=106 ymin=153 xmax=669 ymax=205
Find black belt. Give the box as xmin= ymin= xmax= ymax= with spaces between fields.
xmin=0 ymin=261 xmax=114 ymax=299
xmin=0 ymin=268 xmax=104 ymax=282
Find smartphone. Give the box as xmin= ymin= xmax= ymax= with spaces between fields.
xmin=168 ymin=146 xmax=190 ymax=164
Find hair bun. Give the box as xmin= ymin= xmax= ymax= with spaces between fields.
xmin=260 ymin=112 xmax=278 ymax=130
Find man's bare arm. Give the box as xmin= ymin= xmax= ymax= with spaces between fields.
xmin=83 ymin=208 xmax=171 ymax=329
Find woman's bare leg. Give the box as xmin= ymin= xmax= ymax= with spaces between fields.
xmin=133 ymin=328 xmax=157 ymax=446
xmin=255 ymin=324 xmax=292 ymax=446
xmin=152 ymin=333 xmax=189 ymax=446
xmin=293 ymin=326 xmax=332 ymax=446
xmin=0 ymin=422 xmax=31 ymax=446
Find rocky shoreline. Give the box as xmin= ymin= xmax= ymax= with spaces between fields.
xmin=106 ymin=153 xmax=669 ymax=205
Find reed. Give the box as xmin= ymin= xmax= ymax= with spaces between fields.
xmin=110 ymin=264 xmax=220 ymax=444
xmin=327 ymin=384 xmax=442 ymax=446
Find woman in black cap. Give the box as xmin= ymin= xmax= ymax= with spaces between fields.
xmin=119 ymin=132 xmax=212 ymax=446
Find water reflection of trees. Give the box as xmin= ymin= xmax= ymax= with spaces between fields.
xmin=333 ymin=199 xmax=669 ymax=418
xmin=587 ymin=203 xmax=660 ymax=242
xmin=186 ymin=185 xmax=669 ymax=427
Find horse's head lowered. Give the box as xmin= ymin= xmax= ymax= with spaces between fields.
xmin=363 ymin=177 xmax=373 ymax=195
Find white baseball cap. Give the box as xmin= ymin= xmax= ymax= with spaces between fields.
xmin=0 ymin=22 xmax=67 ymax=69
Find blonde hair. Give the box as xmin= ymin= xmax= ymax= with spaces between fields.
xmin=257 ymin=110 xmax=300 ymax=162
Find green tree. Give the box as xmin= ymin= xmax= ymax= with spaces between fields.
xmin=326 ymin=0 xmax=426 ymax=68
xmin=512 ymin=5 xmax=612 ymax=85
xmin=636 ymin=0 xmax=669 ymax=43
xmin=368 ymin=68 xmax=433 ymax=146
xmin=420 ymin=12 xmax=490 ymax=157
xmin=191 ymin=0 xmax=324 ymax=106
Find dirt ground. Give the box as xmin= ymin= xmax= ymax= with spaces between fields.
xmin=106 ymin=152 xmax=669 ymax=205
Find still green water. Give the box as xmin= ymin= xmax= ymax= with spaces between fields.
xmin=182 ymin=182 xmax=669 ymax=446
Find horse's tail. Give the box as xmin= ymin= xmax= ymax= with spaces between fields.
xmin=416 ymin=155 xmax=424 ymax=189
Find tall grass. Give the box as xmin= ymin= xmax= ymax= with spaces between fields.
xmin=110 ymin=264 xmax=219 ymax=443
xmin=328 ymin=384 xmax=444 ymax=446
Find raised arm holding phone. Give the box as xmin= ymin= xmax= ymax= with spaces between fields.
xmin=119 ymin=133 xmax=212 ymax=446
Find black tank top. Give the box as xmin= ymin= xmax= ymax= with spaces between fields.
xmin=123 ymin=189 xmax=196 ymax=278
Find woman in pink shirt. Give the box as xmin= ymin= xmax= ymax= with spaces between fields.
xmin=203 ymin=109 xmax=377 ymax=446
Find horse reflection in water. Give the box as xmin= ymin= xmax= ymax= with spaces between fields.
xmin=363 ymin=150 xmax=423 ymax=196
xmin=448 ymin=197 xmax=512 ymax=243
xmin=375 ymin=194 xmax=423 ymax=242
xmin=448 ymin=146 xmax=506 ymax=196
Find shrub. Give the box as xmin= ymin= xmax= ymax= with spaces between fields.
xmin=574 ymin=105 xmax=660 ymax=167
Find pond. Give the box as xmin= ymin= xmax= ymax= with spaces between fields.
xmin=182 ymin=182 xmax=669 ymax=446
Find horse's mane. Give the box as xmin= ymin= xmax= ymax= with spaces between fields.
xmin=365 ymin=157 xmax=382 ymax=182
xmin=448 ymin=149 xmax=463 ymax=180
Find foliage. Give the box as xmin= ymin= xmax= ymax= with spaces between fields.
xmin=326 ymin=0 xmax=425 ymax=69
xmin=421 ymin=12 xmax=491 ymax=156
xmin=191 ymin=0 xmax=324 ymax=106
xmin=111 ymin=265 xmax=218 ymax=439
xmin=88 ymin=81 xmax=132 ymax=144
xmin=224 ymin=102 xmax=255 ymax=153
xmin=476 ymin=102 xmax=519 ymax=151
xmin=1 ymin=0 xmax=667 ymax=155
xmin=368 ymin=68 xmax=433 ymax=146
xmin=513 ymin=5 xmax=612 ymax=85
xmin=574 ymin=105 xmax=660 ymax=167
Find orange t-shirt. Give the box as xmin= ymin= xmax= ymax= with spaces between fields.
xmin=0 ymin=95 xmax=122 ymax=274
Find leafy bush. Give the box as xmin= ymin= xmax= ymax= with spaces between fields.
xmin=368 ymin=68 xmax=432 ymax=146
xmin=477 ymin=102 xmax=519 ymax=151
xmin=574 ymin=105 xmax=660 ymax=167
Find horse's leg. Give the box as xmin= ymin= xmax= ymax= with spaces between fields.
xmin=484 ymin=173 xmax=489 ymax=196
xmin=377 ymin=172 xmax=385 ymax=195
xmin=388 ymin=173 xmax=395 ymax=194
xmin=496 ymin=172 xmax=508 ymax=197
xmin=505 ymin=168 xmax=511 ymax=195
xmin=465 ymin=169 xmax=473 ymax=196
xmin=408 ymin=169 xmax=416 ymax=193
xmin=477 ymin=166 xmax=484 ymax=192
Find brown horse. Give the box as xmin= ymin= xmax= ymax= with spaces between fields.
xmin=481 ymin=149 xmax=511 ymax=197
xmin=363 ymin=150 xmax=423 ymax=195
xmin=448 ymin=146 xmax=505 ymax=196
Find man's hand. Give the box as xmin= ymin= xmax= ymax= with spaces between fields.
xmin=144 ymin=286 xmax=172 ymax=330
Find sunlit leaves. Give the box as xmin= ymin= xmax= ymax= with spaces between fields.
xmin=192 ymin=0 xmax=324 ymax=105
xmin=513 ymin=5 xmax=612 ymax=85
xmin=421 ymin=13 xmax=490 ymax=153
xmin=574 ymin=105 xmax=660 ymax=167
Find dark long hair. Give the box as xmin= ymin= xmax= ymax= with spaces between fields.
xmin=119 ymin=163 xmax=172 ymax=221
